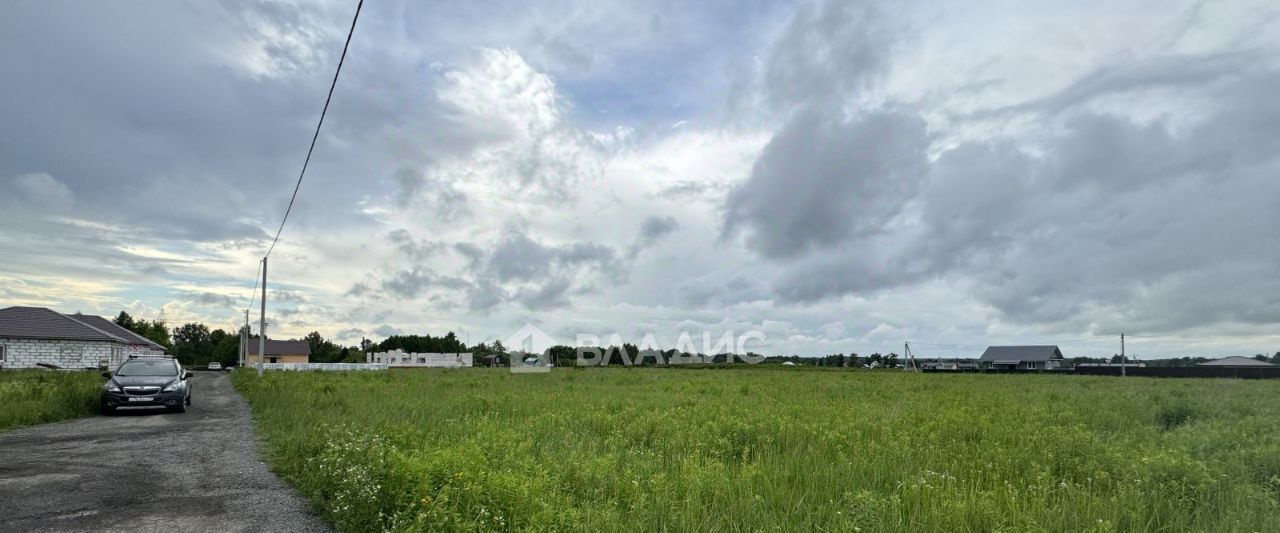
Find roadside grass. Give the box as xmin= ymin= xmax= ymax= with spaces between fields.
xmin=0 ymin=370 xmax=102 ymax=431
xmin=234 ymin=369 xmax=1280 ymax=532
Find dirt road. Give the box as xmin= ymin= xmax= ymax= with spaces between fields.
xmin=0 ymin=372 xmax=329 ymax=533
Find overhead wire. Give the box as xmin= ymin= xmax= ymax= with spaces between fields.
xmin=262 ymin=0 xmax=364 ymax=260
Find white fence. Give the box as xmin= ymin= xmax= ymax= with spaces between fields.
xmin=245 ymin=362 xmax=389 ymax=371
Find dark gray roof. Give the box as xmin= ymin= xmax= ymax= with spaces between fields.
xmin=979 ymin=345 xmax=1064 ymax=362
xmin=246 ymin=339 xmax=311 ymax=356
xmin=1199 ymin=356 xmax=1275 ymax=367
xmin=68 ymin=314 xmax=165 ymax=350
xmin=0 ymin=306 xmax=128 ymax=343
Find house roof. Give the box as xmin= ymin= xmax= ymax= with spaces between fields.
xmin=1199 ymin=356 xmax=1275 ymax=367
xmin=68 ymin=314 xmax=165 ymax=350
xmin=246 ymin=339 xmax=311 ymax=356
xmin=0 ymin=306 xmax=128 ymax=343
xmin=979 ymin=345 xmax=1064 ymax=362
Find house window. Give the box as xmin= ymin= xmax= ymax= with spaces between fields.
xmin=268 ymin=357 xmax=279 ymax=363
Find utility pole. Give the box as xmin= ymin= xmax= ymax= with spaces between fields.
xmin=258 ymin=257 xmax=267 ymax=378
xmin=242 ymin=309 xmax=249 ymax=367
xmin=1121 ymin=333 xmax=1126 ymax=377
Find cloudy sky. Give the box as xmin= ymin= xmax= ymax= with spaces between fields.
xmin=3 ymin=0 xmax=1280 ymax=358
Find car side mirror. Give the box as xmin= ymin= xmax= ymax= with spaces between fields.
xmin=182 ymin=372 xmax=193 ymax=380
xmin=101 ymin=371 xmax=112 ymax=379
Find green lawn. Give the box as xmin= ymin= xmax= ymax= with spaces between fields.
xmin=0 ymin=370 xmax=103 ymax=431
xmin=233 ymin=368 xmax=1280 ymax=532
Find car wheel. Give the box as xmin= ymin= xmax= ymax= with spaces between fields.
xmin=172 ymin=403 xmax=187 ymax=413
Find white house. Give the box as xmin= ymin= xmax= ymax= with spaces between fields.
xmin=367 ymin=349 xmax=472 ymax=368
xmin=0 ymin=306 xmax=166 ymax=369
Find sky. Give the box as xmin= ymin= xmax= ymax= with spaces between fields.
xmin=3 ymin=0 xmax=1280 ymax=359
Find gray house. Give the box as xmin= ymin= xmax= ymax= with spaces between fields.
xmin=978 ymin=345 xmax=1065 ymax=370
xmin=1199 ymin=356 xmax=1275 ymax=368
xmin=0 ymin=306 xmax=166 ymax=369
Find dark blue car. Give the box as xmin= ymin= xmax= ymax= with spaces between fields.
xmin=100 ymin=357 xmax=192 ymax=414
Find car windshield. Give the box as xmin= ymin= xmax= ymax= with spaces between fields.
xmin=116 ymin=360 xmax=177 ymax=377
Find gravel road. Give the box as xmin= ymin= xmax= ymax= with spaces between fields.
xmin=0 ymin=372 xmax=330 ymax=533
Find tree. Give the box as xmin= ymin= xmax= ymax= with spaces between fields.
xmin=171 ymin=323 xmax=212 ymax=365
xmin=885 ymin=353 xmax=899 ymax=368
xmin=211 ymin=330 xmax=240 ymax=366
xmin=114 ymin=311 xmax=135 ymax=331
xmin=1272 ymin=352 xmax=1280 ymax=365
xmin=849 ymin=353 xmax=860 ymax=367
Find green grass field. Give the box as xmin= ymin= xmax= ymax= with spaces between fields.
xmin=0 ymin=370 xmax=103 ymax=431
xmin=233 ymin=368 xmax=1280 ymax=532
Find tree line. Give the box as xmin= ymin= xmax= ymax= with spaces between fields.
xmin=108 ymin=311 xmax=1280 ymax=369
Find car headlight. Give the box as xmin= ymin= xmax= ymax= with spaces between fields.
xmin=162 ymin=380 xmax=181 ymax=392
xmin=105 ymin=382 xmax=121 ymax=393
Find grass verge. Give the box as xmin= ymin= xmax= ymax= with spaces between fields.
xmin=0 ymin=369 xmax=102 ymax=431
xmin=234 ymin=368 xmax=1280 ymax=532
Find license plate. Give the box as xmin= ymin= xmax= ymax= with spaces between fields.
xmin=127 ymin=397 xmax=154 ymax=402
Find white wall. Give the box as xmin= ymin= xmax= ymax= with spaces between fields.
xmin=0 ymin=337 xmax=119 ymax=369
xmin=367 ymin=350 xmax=473 ymax=368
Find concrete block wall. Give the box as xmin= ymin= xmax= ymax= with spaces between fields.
xmin=0 ymin=338 xmax=118 ymax=369
xmin=367 ymin=350 xmax=473 ymax=368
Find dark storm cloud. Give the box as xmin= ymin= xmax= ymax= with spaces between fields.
xmin=515 ymin=277 xmax=573 ymax=310
xmin=630 ymin=215 xmax=680 ymax=256
xmin=765 ymin=63 xmax=1280 ymax=332
xmin=465 ymin=278 xmax=507 ymax=312
xmin=478 ymin=231 xmax=623 ymax=284
xmin=334 ymin=327 xmax=365 ymax=340
xmin=349 ymin=228 xmax=625 ymax=312
xmin=978 ymin=51 xmax=1261 ymax=118
xmin=674 ymin=272 xmax=769 ymax=307
xmin=763 ymin=0 xmax=893 ymax=112
xmin=373 ymin=324 xmax=403 ymax=337
xmin=387 ymin=229 xmax=445 ymax=262
xmin=461 ymin=230 xmax=627 ymax=311
xmin=389 ymin=166 xmax=469 ymax=216
xmin=380 ymin=268 xmax=435 ymax=300
xmin=185 ymin=292 xmax=238 ymax=308
xmin=712 ymin=0 xmax=1280 ymax=335
xmin=722 ymin=107 xmax=931 ymax=259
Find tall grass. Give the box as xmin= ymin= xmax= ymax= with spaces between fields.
xmin=0 ymin=370 xmax=103 ymax=431
xmin=234 ymin=369 xmax=1280 ymax=532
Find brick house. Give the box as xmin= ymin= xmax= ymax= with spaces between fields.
xmin=243 ymin=338 xmax=311 ymax=366
xmin=0 ymin=306 xmax=166 ymax=369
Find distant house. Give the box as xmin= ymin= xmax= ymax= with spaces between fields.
xmin=917 ymin=358 xmax=980 ymax=370
xmin=0 ymin=306 xmax=166 ymax=369
xmin=1199 ymin=356 xmax=1276 ymax=368
xmin=979 ymin=345 xmax=1065 ymax=370
xmin=367 ymin=349 xmax=472 ymax=368
xmin=244 ymin=338 xmax=311 ymax=365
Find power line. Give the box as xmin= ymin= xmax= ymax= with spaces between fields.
xmin=262 ymin=0 xmax=364 ymax=260
xmin=243 ymin=259 xmax=262 ymax=313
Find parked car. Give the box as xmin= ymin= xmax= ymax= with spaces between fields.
xmin=101 ymin=357 xmax=192 ymax=414
xmin=207 ymin=362 xmax=222 ymax=371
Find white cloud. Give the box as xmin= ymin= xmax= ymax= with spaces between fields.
xmin=4 ymin=0 xmax=1280 ymax=357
